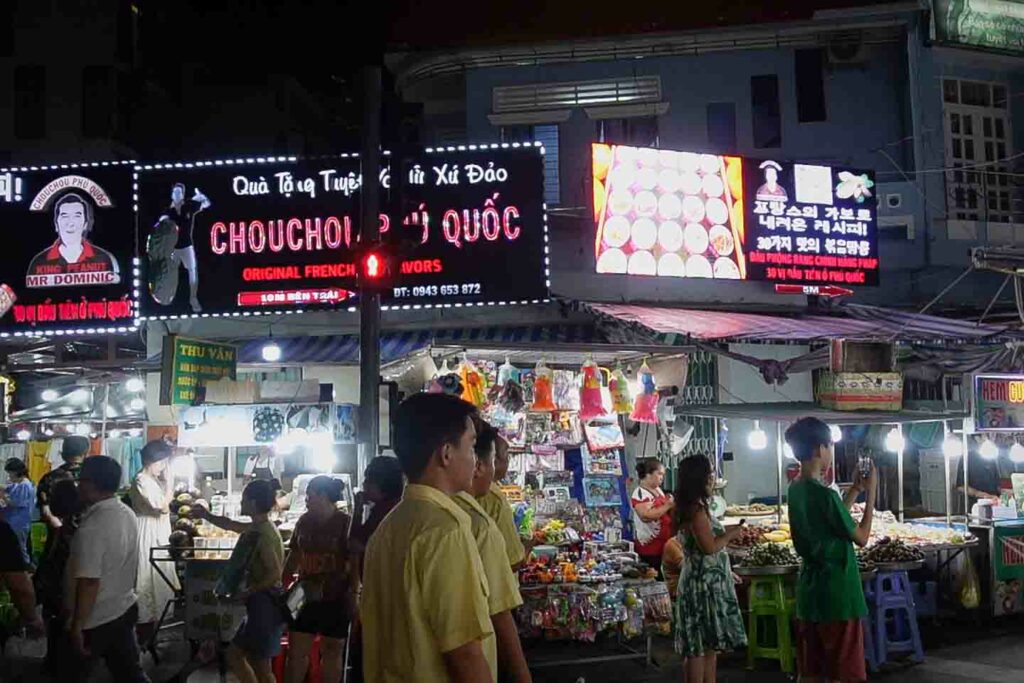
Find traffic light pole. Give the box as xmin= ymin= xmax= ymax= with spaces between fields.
xmin=358 ymin=64 xmax=382 ymax=483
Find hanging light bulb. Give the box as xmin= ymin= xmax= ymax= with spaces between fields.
xmin=41 ymin=389 xmax=59 ymax=402
xmin=74 ymin=423 xmax=91 ymax=436
xmin=15 ymin=429 xmax=30 ymax=441
xmin=1010 ymin=443 xmax=1024 ymax=464
xmin=130 ymin=397 xmax=146 ymax=412
xmin=830 ymin=424 xmax=843 ymax=443
xmin=942 ymin=437 xmax=964 ymax=459
xmin=884 ymin=428 xmax=905 ymax=453
xmin=979 ymin=438 xmax=999 ymax=460
xmin=748 ymin=421 xmax=768 ymax=450
xmin=261 ymin=340 xmax=282 ymax=363
xmin=43 ymin=428 xmax=54 ymax=437
xmin=125 ymin=377 xmax=144 ymax=393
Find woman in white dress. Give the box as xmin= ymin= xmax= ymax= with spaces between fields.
xmin=130 ymin=439 xmax=179 ymax=646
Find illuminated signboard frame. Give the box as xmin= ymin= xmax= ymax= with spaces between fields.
xmin=974 ymin=373 xmax=1024 ymax=432
xmin=591 ymin=143 xmax=879 ymax=287
xmin=0 ymin=160 xmax=139 ymax=338
xmin=134 ymin=143 xmax=550 ymax=323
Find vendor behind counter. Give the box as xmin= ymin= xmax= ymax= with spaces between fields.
xmin=956 ymin=446 xmax=1003 ymax=514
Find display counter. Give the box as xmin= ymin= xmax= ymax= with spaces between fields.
xmin=966 ymin=518 xmax=1024 ymax=616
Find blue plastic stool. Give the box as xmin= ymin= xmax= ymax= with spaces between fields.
xmin=866 ymin=570 xmax=925 ymax=665
xmin=861 ymin=578 xmax=878 ymax=673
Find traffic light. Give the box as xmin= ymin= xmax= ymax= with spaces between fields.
xmin=357 ymin=243 xmax=393 ymax=291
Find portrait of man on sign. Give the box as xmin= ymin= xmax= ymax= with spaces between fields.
xmin=26 ymin=191 xmax=120 ymax=288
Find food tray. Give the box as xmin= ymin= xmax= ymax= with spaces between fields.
xmin=734 ymin=564 xmax=800 ymax=576
xmin=725 ymin=510 xmax=777 ymax=518
xmin=872 ymin=560 xmax=925 ymax=572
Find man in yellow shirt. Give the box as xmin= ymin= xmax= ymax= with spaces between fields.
xmin=362 ymin=393 xmax=495 ymax=683
xmin=477 ymin=434 xmax=527 ymax=567
xmin=454 ymin=420 xmax=532 ymax=683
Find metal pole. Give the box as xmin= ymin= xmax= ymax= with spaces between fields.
xmin=358 ymin=64 xmax=382 ymax=486
xmin=943 ymin=420 xmax=952 ymax=528
xmin=100 ymin=383 xmax=110 ymax=454
xmin=776 ymin=422 xmax=784 ymax=525
xmin=962 ymin=422 xmax=970 ymax=519
xmin=896 ymin=423 xmax=904 ymax=522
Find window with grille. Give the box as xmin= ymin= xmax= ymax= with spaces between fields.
xmin=493 ymin=77 xmax=661 ymax=113
xmin=943 ymin=78 xmax=1020 ymax=224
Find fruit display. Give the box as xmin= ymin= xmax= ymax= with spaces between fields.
xmin=870 ymin=520 xmax=969 ymax=548
xmin=861 ymin=537 xmax=924 ymax=565
xmin=742 ymin=542 xmax=799 ymax=568
xmin=729 ymin=525 xmax=767 ymax=548
xmin=725 ymin=503 xmax=775 ymax=517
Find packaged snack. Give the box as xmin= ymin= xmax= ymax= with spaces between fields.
xmin=530 ymin=361 xmax=557 ymax=411
xmin=609 ymin=365 xmax=633 ymax=414
xmin=578 ymin=358 xmax=607 ymax=420
xmin=630 ymin=360 xmax=659 ymax=424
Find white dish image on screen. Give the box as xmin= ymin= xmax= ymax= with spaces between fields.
xmin=678 ymin=152 xmax=701 ymax=173
xmin=679 ymin=172 xmax=702 ymax=195
xmin=634 ymin=190 xmax=658 ymax=217
xmin=658 ymin=221 xmax=684 ymax=252
xmin=658 ymin=252 xmax=686 ymax=277
xmin=658 ymin=193 xmax=682 ymax=220
xmin=637 ymin=167 xmax=658 ymax=191
xmin=702 ymin=173 xmax=724 ymax=198
xmin=683 ymin=223 xmax=709 ymax=255
xmin=713 ymin=257 xmax=741 ymax=279
xmin=686 ymin=254 xmax=713 ymax=278
xmin=630 ymin=218 xmax=658 ymax=251
xmin=614 ymin=146 xmax=638 ymax=165
xmin=627 ymin=250 xmax=657 ymax=275
xmin=609 ymin=165 xmax=637 ymax=191
xmin=682 ymin=196 xmax=705 ymax=223
xmin=637 ymin=147 xmax=660 ymax=168
xmin=596 ymin=248 xmax=628 ymax=274
xmin=708 ymin=224 xmax=734 ymax=256
xmin=658 ymin=149 xmax=679 ymax=169
xmin=705 ymin=197 xmax=729 ymax=225
xmin=608 ymin=191 xmax=634 ymax=216
xmin=699 ymin=154 xmax=722 ymax=175
xmin=602 ymin=216 xmax=631 ymax=249
xmin=658 ymin=169 xmax=681 ymax=193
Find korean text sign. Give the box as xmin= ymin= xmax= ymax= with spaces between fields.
xmin=135 ymin=146 xmax=548 ymax=317
xmin=0 ymin=164 xmax=135 ymax=334
xmin=591 ymin=144 xmax=879 ymax=286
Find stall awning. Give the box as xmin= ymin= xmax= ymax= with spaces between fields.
xmin=586 ymin=302 xmax=1023 ymax=344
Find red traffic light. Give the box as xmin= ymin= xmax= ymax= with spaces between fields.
xmin=364 ymin=252 xmax=382 ymax=279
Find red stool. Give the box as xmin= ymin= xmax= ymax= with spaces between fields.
xmin=273 ymin=634 xmax=323 ymax=683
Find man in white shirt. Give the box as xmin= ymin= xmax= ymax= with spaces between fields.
xmin=68 ymin=456 xmax=151 ymax=683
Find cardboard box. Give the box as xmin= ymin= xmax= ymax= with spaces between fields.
xmin=816 ymin=371 xmax=903 ymax=411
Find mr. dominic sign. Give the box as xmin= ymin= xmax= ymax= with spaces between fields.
xmin=0 ymin=163 xmax=134 ymax=336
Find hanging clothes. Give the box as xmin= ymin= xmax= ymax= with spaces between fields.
xmin=27 ymin=441 xmax=51 ymax=484
xmin=105 ymin=437 xmax=144 ymax=488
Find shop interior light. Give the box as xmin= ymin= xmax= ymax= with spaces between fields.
xmin=15 ymin=429 xmax=30 ymax=441
xmin=884 ymin=428 xmax=905 ymax=453
xmin=783 ymin=443 xmax=795 ymax=460
xmin=41 ymin=389 xmax=59 ymax=402
xmin=74 ymin=423 xmax=91 ymax=436
xmin=1010 ymin=443 xmax=1024 ymax=464
xmin=979 ymin=438 xmax=999 ymax=460
xmin=261 ymin=340 xmax=282 ymax=363
xmin=830 ymin=424 xmax=843 ymax=443
xmin=747 ymin=421 xmax=768 ymax=450
xmin=130 ymin=397 xmax=146 ymax=412
xmin=942 ymin=437 xmax=964 ymax=459
xmin=125 ymin=377 xmax=145 ymax=393
xmin=43 ymin=428 xmax=54 ymax=437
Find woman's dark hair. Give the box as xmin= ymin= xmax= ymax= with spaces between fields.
xmin=365 ymin=456 xmax=404 ymax=499
xmin=473 ymin=418 xmax=498 ymax=462
xmin=673 ymin=455 xmax=712 ymax=527
xmin=242 ymin=479 xmax=277 ymax=514
xmin=50 ymin=478 xmax=80 ymax=519
xmin=307 ymin=475 xmax=345 ymax=504
xmin=636 ymin=457 xmax=664 ymax=480
xmin=141 ymin=439 xmax=173 ymax=466
xmin=3 ymin=458 xmax=27 ymax=477
xmin=785 ymin=417 xmax=833 ymax=463
xmin=393 ymin=393 xmax=478 ymax=480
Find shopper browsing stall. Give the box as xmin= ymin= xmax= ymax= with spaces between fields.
xmin=0 ymin=517 xmax=44 ymax=636
xmin=34 ymin=478 xmax=80 ymax=678
xmin=129 ymin=440 xmax=180 ymax=645
xmin=37 ymin=435 xmax=90 ymax=548
xmin=361 ymin=393 xmax=495 ymax=683
xmin=453 ymin=419 xmax=531 ymax=683
xmin=786 ymin=417 xmax=877 ymax=683
xmin=1 ymin=458 xmax=35 ymax=565
xmin=348 ymin=455 xmax=404 ymax=582
xmin=194 ymin=480 xmax=285 ymax=683
xmin=673 ymin=455 xmax=746 ymax=683
xmin=477 ymin=433 xmax=526 ymax=568
xmin=631 ymin=457 xmax=675 ymax=573
xmin=283 ymin=475 xmax=353 ymax=683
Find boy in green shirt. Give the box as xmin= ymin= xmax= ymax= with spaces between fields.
xmin=786 ymin=417 xmax=877 ymax=683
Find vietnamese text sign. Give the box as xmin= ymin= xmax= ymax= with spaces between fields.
xmin=0 ymin=164 xmax=135 ymax=335
xmin=934 ymin=0 xmax=1024 ymax=54
xmin=160 ymin=335 xmax=237 ymax=405
xmin=591 ymin=144 xmax=879 ymax=286
xmin=136 ymin=146 xmax=547 ymax=317
xmin=974 ymin=373 xmax=1024 ymax=431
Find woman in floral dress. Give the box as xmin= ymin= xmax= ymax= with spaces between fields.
xmin=673 ymin=455 xmax=747 ymax=682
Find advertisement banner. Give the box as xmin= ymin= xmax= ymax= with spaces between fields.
xmin=160 ymin=335 xmax=238 ymax=405
xmin=591 ymin=144 xmax=879 ymax=286
xmin=993 ymin=522 xmax=1024 ymax=615
xmin=0 ymin=163 xmax=135 ymax=335
xmin=136 ymin=145 xmax=548 ymax=318
xmin=177 ymin=401 xmax=356 ymax=447
xmin=974 ymin=373 xmax=1024 ymax=431
xmin=933 ymin=0 xmax=1024 ymax=54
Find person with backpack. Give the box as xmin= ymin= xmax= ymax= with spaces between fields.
xmin=630 ymin=457 xmax=675 ymax=574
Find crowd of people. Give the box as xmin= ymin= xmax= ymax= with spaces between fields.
xmin=0 ymin=399 xmax=877 ymax=683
